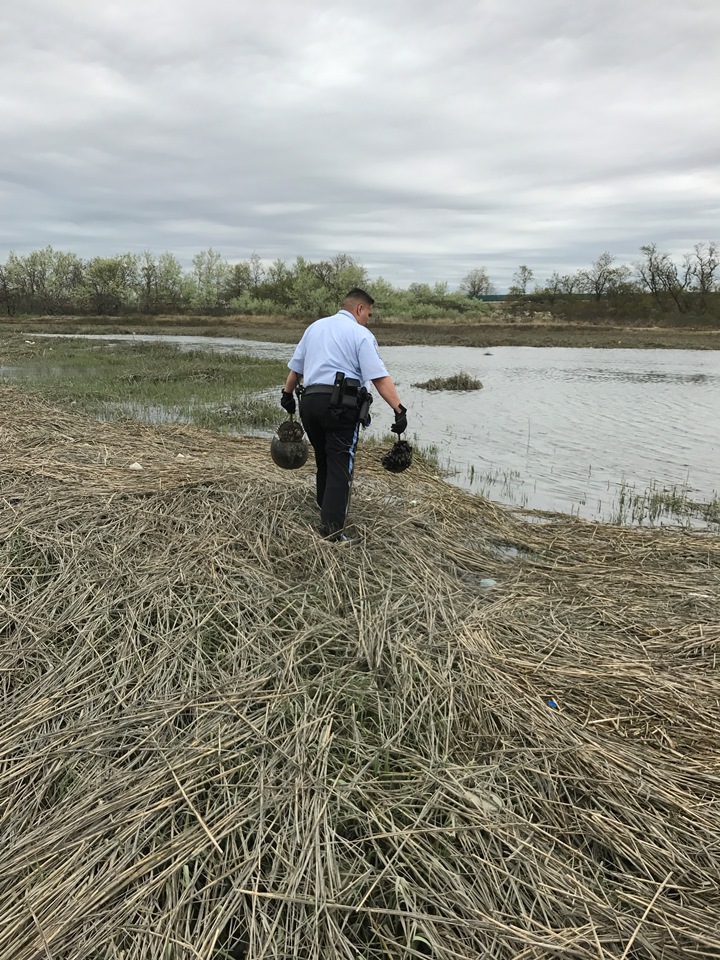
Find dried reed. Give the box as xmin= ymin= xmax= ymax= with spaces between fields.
xmin=1 ymin=385 xmax=719 ymax=959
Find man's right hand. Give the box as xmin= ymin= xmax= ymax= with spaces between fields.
xmin=280 ymin=390 xmax=296 ymax=415
xmin=391 ymin=404 xmax=407 ymax=435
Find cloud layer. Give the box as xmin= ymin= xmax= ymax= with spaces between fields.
xmin=2 ymin=0 xmax=719 ymax=287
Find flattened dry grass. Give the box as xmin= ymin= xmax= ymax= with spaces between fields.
xmin=1 ymin=385 xmax=720 ymax=959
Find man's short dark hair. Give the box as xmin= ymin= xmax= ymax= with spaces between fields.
xmin=343 ymin=288 xmax=374 ymax=308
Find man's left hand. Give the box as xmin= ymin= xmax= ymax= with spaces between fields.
xmin=281 ymin=390 xmax=296 ymax=415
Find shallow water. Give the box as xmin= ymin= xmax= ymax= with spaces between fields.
xmin=25 ymin=333 xmax=720 ymax=524
xmin=379 ymin=344 xmax=719 ymax=524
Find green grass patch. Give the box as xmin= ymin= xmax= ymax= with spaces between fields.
xmin=613 ymin=480 xmax=720 ymax=528
xmin=413 ymin=370 xmax=483 ymax=391
xmin=0 ymin=335 xmax=286 ymax=430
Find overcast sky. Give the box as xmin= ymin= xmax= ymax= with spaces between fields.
xmin=2 ymin=0 xmax=719 ymax=289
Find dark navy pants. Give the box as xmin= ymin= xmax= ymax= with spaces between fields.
xmin=300 ymin=393 xmax=361 ymax=536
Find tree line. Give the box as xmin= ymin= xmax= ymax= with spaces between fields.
xmin=463 ymin=243 xmax=719 ymax=318
xmin=0 ymin=242 xmax=717 ymax=322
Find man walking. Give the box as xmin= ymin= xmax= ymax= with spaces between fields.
xmin=280 ymin=288 xmax=407 ymax=541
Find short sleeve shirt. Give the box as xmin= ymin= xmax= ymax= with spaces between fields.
xmin=288 ymin=310 xmax=389 ymax=385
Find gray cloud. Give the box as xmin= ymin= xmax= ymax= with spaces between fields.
xmin=2 ymin=0 xmax=719 ymax=288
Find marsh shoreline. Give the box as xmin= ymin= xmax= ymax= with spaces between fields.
xmin=3 ymin=313 xmax=720 ymax=350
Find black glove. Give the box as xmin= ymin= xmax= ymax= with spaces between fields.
xmin=391 ymin=404 xmax=407 ymax=435
xmin=280 ymin=390 xmax=296 ymax=416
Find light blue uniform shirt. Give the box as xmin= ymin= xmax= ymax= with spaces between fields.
xmin=288 ymin=309 xmax=389 ymax=386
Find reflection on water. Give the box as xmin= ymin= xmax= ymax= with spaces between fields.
xmin=507 ymin=367 xmax=714 ymax=385
xmin=23 ymin=334 xmax=720 ymax=526
xmin=583 ymin=370 xmax=712 ymax=385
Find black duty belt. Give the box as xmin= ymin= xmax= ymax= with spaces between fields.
xmin=302 ymin=384 xmax=334 ymax=395
xmin=303 ymin=380 xmax=361 ymax=396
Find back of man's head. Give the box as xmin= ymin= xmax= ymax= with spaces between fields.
xmin=343 ymin=288 xmax=374 ymax=310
